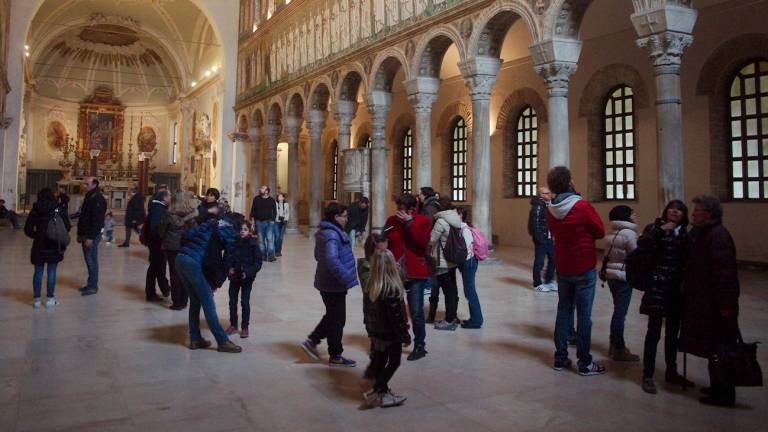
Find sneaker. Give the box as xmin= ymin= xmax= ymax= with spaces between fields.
xmin=106 ymin=241 xmax=111 ymax=245
xmin=363 ymin=389 xmax=381 ymax=408
xmin=33 ymin=298 xmax=41 ymax=309
xmin=642 ymin=377 xmax=657 ymax=394
xmin=118 ymin=243 xmax=129 ymax=248
xmin=300 ymin=339 xmax=321 ymax=361
xmin=240 ymin=327 xmax=249 ymax=338
xmin=434 ymin=320 xmax=458 ymax=331
xmin=189 ymin=339 xmax=212 ymax=350
xmin=578 ymin=362 xmax=607 ymax=376
xmin=268 ymin=256 xmax=277 ymax=262
xmin=545 ymin=281 xmax=558 ymax=291
xmin=407 ymin=345 xmax=427 ymax=361
xmin=380 ymin=390 xmax=406 ymax=408
xmin=217 ymin=341 xmax=242 ymax=353
xmin=329 ymin=356 xmax=357 ymax=368
xmin=81 ymin=288 xmax=98 ymax=296
xmin=169 ymin=304 xmax=186 ymax=310
xmin=534 ymin=284 xmax=552 ymax=292
xmin=45 ymin=298 xmax=59 ymax=308
xmin=553 ymin=358 xmax=572 ymax=371
xmin=275 ymin=252 xmax=282 ymax=257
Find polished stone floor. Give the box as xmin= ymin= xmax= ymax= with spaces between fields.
xmin=0 ymin=225 xmax=766 ymax=432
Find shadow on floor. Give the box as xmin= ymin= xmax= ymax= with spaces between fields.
xmin=497 ymin=275 xmax=534 ymax=289
xmin=146 ymin=323 xmax=193 ymax=347
xmin=303 ymin=365 xmax=364 ymax=403
xmin=56 ymin=275 xmax=83 ymax=291
xmin=0 ymin=289 xmax=32 ymax=305
xmin=514 ymin=323 xmax=554 ymax=340
xmin=266 ymin=341 xmax=323 ymax=364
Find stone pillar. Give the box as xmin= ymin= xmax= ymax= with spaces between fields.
xmin=264 ymin=124 xmax=281 ymax=194
xmin=307 ymin=110 xmax=327 ymax=237
xmin=180 ymin=99 xmax=197 ymax=191
xmin=460 ymin=57 xmax=500 ymax=246
xmin=334 ymin=100 xmax=357 ymax=203
xmin=248 ymin=126 xmax=262 ymax=204
xmin=284 ymin=117 xmax=302 ymax=232
xmin=366 ymin=91 xmax=392 ymax=233
xmin=227 ymin=132 xmax=249 ymax=213
xmin=633 ymin=4 xmax=697 ymax=203
xmin=405 ymin=77 xmax=440 ymax=193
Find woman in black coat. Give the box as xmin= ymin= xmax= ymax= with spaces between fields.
xmin=24 ymin=188 xmax=71 ymax=308
xmin=638 ymin=200 xmax=692 ymax=394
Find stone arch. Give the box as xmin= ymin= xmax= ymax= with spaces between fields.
xmin=287 ymin=92 xmax=305 ymax=119
xmin=323 ymin=134 xmax=340 ymax=200
xmin=542 ymin=0 xmax=593 ymax=40
xmin=267 ymin=102 xmax=282 ymax=126
xmin=469 ymin=1 xmax=540 ymax=58
xmin=370 ymin=48 xmax=410 ymax=92
xmin=497 ymin=87 xmax=548 ymax=132
xmin=237 ymin=113 xmax=249 ymax=133
xmin=251 ymin=106 xmax=265 ymax=128
xmin=337 ymin=68 xmax=367 ymax=102
xmin=354 ymin=123 xmax=372 ymax=148
xmin=389 ymin=113 xmax=416 ymax=197
xmin=436 ymin=101 xmax=473 ymax=197
xmin=579 ymin=63 xmax=649 ymax=202
xmin=696 ymin=33 xmax=768 ymax=200
xmin=411 ymin=25 xmax=467 ymax=78
xmin=309 ymin=81 xmax=332 ymax=112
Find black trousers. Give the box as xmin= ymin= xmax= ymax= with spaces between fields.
xmin=642 ymin=313 xmax=680 ymax=379
xmin=364 ymin=341 xmax=403 ymax=393
xmin=165 ymin=250 xmax=186 ymax=307
xmin=146 ymin=246 xmax=170 ymax=298
xmin=436 ymin=268 xmax=459 ymax=323
xmin=308 ymin=291 xmax=347 ymax=357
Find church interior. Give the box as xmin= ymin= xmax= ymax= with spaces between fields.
xmin=0 ymin=0 xmax=767 ymax=430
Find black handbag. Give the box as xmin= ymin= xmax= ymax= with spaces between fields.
xmin=711 ymin=327 xmax=763 ymax=387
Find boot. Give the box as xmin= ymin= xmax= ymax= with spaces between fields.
xmin=611 ymin=346 xmax=640 ymax=362
xmin=426 ymin=301 xmax=437 ymax=324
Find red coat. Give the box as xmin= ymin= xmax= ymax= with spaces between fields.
xmin=384 ymin=214 xmax=431 ymax=279
xmin=546 ymin=195 xmax=605 ymax=276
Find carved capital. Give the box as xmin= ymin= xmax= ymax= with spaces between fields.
xmin=367 ymin=104 xmax=390 ymax=143
xmin=637 ymin=31 xmax=693 ymax=74
xmin=265 ymin=124 xmax=281 ymax=142
xmin=408 ymin=92 xmax=438 ymax=113
xmin=463 ymin=74 xmax=497 ymax=101
xmin=307 ymin=110 xmax=327 ymax=140
xmin=228 ymin=132 xmax=250 ymax=143
xmin=284 ymin=125 xmax=301 ymax=143
xmin=534 ymin=61 xmax=577 ymax=96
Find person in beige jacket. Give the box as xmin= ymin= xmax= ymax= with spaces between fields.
xmin=603 ymin=205 xmax=639 ymax=361
xmin=428 ymin=197 xmax=463 ymax=331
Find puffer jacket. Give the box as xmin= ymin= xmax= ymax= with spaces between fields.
xmin=528 ymin=196 xmax=550 ymax=244
xmin=638 ymin=219 xmax=688 ymax=317
xmin=430 ymin=209 xmax=464 ymax=269
xmin=160 ymin=209 xmax=198 ymax=251
xmin=384 ymin=213 xmax=432 ymax=279
xmin=229 ymin=236 xmax=263 ymax=280
xmin=603 ymin=221 xmax=637 ymax=281
xmin=364 ymin=293 xmax=411 ymax=344
xmin=179 ymin=216 xmax=239 ymax=288
xmin=546 ymin=192 xmax=605 ymax=276
xmin=24 ymin=199 xmax=71 ymax=265
xmin=313 ymin=220 xmax=358 ymax=292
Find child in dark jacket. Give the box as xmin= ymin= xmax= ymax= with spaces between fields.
xmin=225 ymin=216 xmax=263 ymax=338
xmin=362 ymin=248 xmax=411 ymax=409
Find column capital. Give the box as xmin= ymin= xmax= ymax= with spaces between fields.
xmin=265 ymin=124 xmax=281 ymax=142
xmin=405 ymin=76 xmax=440 ymax=112
xmin=227 ymin=131 xmax=250 ymax=143
xmin=180 ymin=98 xmax=198 ymax=115
xmin=460 ymin=57 xmax=501 ymax=101
xmin=333 ymin=100 xmax=358 ymax=127
xmin=534 ymin=61 xmax=577 ymax=97
xmin=284 ymin=116 xmax=302 ymax=142
xmin=637 ymin=31 xmax=694 ymax=74
xmin=248 ymin=127 xmax=261 ymax=144
xmin=408 ymin=91 xmax=438 ymax=114
xmin=307 ymin=110 xmax=327 ymax=139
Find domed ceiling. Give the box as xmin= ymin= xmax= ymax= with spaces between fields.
xmin=27 ymin=0 xmax=222 ymax=106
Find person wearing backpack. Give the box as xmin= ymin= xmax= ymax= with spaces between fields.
xmin=428 ymin=197 xmax=465 ymax=331
xmin=24 ymin=188 xmax=71 ymax=308
xmin=456 ymin=207 xmax=484 ymax=329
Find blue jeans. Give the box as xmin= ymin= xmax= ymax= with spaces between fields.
xmin=608 ymin=279 xmax=633 ymax=349
xmin=554 ymin=269 xmax=597 ymax=369
xmin=33 ymin=263 xmax=58 ymax=299
xmin=459 ymin=256 xmax=483 ymax=326
xmin=176 ymin=254 xmax=230 ymax=345
xmin=274 ymin=221 xmax=287 ymax=254
xmin=348 ymin=229 xmax=357 ymax=250
xmin=405 ymin=279 xmax=428 ymax=347
xmin=256 ymin=221 xmax=275 ymax=258
xmin=81 ymin=235 xmax=101 ymax=290
xmin=533 ymin=239 xmax=555 ymax=287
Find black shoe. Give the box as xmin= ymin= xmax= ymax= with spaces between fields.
xmin=553 ymin=358 xmax=572 ymax=371
xmin=275 ymin=252 xmax=282 ymax=257
xmin=699 ymin=395 xmax=735 ymax=408
xmin=118 ymin=244 xmax=129 ymax=248
xmin=169 ymin=304 xmax=186 ymax=310
xmin=642 ymin=377 xmax=657 ymax=394
xmin=79 ymin=286 xmax=88 ymax=292
xmin=460 ymin=320 xmax=482 ymax=329
xmin=146 ymin=295 xmax=163 ymax=302
xmin=160 ymin=288 xmax=170 ymax=298
xmin=81 ymin=288 xmax=98 ymax=296
xmin=665 ymin=371 xmax=695 ymax=387
xmin=268 ymin=256 xmax=277 ymax=262
xmin=407 ymin=345 xmax=427 ymax=361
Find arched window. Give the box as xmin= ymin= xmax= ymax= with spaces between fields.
xmin=603 ymin=86 xmax=636 ymax=200
xmin=402 ymin=128 xmax=413 ymax=194
xmin=729 ymin=60 xmax=768 ymax=200
xmin=451 ymin=117 xmax=467 ymax=201
xmin=331 ymin=140 xmax=339 ymax=200
xmin=358 ymin=134 xmax=372 ymax=149
xmin=514 ymin=106 xmax=538 ymax=197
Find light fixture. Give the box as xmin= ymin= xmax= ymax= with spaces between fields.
xmin=24 ymin=45 xmax=29 ymax=50
xmin=211 ymin=65 xmax=219 ymax=73
xmin=204 ymin=70 xmax=211 ymax=77
xmin=25 ymin=52 xmax=30 ymax=57
xmin=191 ymin=81 xmax=197 ymax=87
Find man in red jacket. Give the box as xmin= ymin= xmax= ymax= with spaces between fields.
xmin=546 ymin=166 xmax=606 ymax=376
xmin=384 ymin=194 xmax=432 ymax=361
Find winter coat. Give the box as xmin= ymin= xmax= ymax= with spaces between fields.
xmin=546 ymin=192 xmax=605 ymax=276
xmin=638 ymin=219 xmax=688 ymax=317
xmin=250 ymin=195 xmax=277 ymax=222
xmin=160 ymin=208 xmax=198 ymax=251
xmin=364 ymin=293 xmax=411 ymax=344
xmin=419 ymin=196 xmax=440 ymax=221
xmin=603 ymin=221 xmax=637 ymax=281
xmin=346 ymin=202 xmax=369 ymax=233
xmin=179 ymin=216 xmax=239 ymax=288
xmin=528 ymin=196 xmax=551 ymax=244
xmin=229 ymin=236 xmax=263 ymax=280
xmin=679 ymin=220 xmax=740 ymax=359
xmin=24 ymin=199 xmax=71 ymax=265
xmin=76 ymin=188 xmax=107 ymax=241
xmin=357 ymin=258 xmax=371 ymax=291
xmin=430 ymin=209 xmax=463 ymax=269
xmin=124 ymin=193 xmax=146 ymax=227
xmin=313 ymin=220 xmax=358 ymax=292
xmin=276 ymin=201 xmax=290 ymax=222
xmin=384 ymin=213 xmax=432 ymax=279
xmin=146 ymin=200 xmax=169 ymax=248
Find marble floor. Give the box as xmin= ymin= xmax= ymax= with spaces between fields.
xmin=0 ymin=226 xmax=766 ymax=432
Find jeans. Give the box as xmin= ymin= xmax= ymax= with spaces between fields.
xmin=364 ymin=342 xmax=403 ymax=393
xmin=459 ymin=256 xmax=483 ymax=326
xmin=166 ymin=250 xmax=187 ymax=307
xmin=176 ymin=254 xmax=230 ymax=345
xmin=554 ymin=269 xmax=597 ymax=369
xmin=608 ymin=279 xmax=633 ymax=349
xmin=229 ymin=277 xmax=254 ymax=328
xmin=405 ymin=279 xmax=428 ymax=347
xmin=348 ymin=229 xmax=357 ymax=250
xmin=145 ymin=246 xmax=169 ymax=298
xmin=2 ymin=210 xmax=20 ymax=228
xmin=274 ymin=221 xmax=287 ymax=254
xmin=533 ymin=239 xmax=555 ymax=287
xmin=436 ymin=268 xmax=459 ymax=322
xmin=81 ymin=235 xmax=101 ymax=290
xmin=642 ymin=313 xmax=680 ymax=379
xmin=33 ymin=263 xmax=58 ymax=299
xmin=308 ymin=291 xmax=347 ymax=357
xmin=256 ymin=221 xmax=275 ymax=259
xmin=105 ymin=230 xmax=113 ymax=243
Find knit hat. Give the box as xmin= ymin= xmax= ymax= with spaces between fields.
xmin=609 ymin=205 xmax=633 ymax=222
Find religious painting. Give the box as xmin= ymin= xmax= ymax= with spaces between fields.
xmin=87 ymin=111 xmax=116 ymax=151
xmin=77 ymin=87 xmax=125 ymax=161
xmin=137 ymin=126 xmax=157 ymax=152
xmin=46 ymin=121 xmax=67 ymax=151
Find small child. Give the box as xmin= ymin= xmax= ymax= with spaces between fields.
xmin=225 ymin=214 xmax=263 ymax=338
xmin=361 ymin=248 xmax=411 ymax=409
xmin=104 ymin=212 xmax=114 ymax=244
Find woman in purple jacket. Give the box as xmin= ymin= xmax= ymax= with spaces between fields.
xmin=301 ymin=203 xmax=359 ymax=367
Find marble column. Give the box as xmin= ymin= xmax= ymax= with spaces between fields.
xmin=333 ymin=100 xmax=357 ymax=203
xmin=264 ymin=123 xmax=281 ymax=194
xmin=307 ymin=110 xmax=327 ymax=237
xmin=248 ymin=126 xmax=262 ymax=203
xmin=284 ymin=117 xmax=302 ymax=232
xmin=405 ymin=77 xmax=439 ymax=193
xmin=227 ymin=132 xmax=249 ymax=213
xmin=366 ymin=92 xmax=392 ymax=233
xmin=461 ymin=57 xmax=500 ymax=246
xmin=534 ymin=61 xmax=577 ymax=168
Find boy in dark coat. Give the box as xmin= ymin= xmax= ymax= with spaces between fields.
xmin=225 ymin=215 xmax=263 ymax=339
